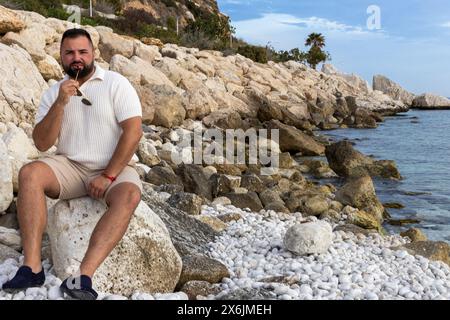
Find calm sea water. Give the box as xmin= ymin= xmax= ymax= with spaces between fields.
xmin=323 ymin=110 xmax=450 ymax=243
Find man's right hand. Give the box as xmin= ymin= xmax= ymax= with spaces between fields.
xmin=56 ymin=79 xmax=80 ymax=106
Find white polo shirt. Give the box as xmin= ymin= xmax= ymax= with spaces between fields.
xmin=35 ymin=65 xmax=142 ymax=170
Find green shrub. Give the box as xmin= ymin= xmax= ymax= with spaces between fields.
xmin=137 ymin=23 xmax=179 ymax=44
xmin=167 ymin=16 xmax=176 ymax=31
xmin=237 ymin=45 xmax=268 ymax=63
xmin=46 ymin=7 xmax=71 ymax=20
xmin=179 ymin=30 xmax=217 ymax=50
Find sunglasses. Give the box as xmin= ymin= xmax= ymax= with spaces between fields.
xmin=74 ymin=69 xmax=92 ymax=106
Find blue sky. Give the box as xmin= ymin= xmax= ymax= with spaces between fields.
xmin=217 ymin=0 xmax=450 ymax=97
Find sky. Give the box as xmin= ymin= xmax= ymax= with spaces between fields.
xmin=217 ymin=0 xmax=450 ymax=97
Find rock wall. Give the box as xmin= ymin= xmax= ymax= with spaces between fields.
xmin=0 ymin=5 xmax=409 ymax=130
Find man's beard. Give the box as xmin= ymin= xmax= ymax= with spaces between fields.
xmin=64 ymin=61 xmax=95 ymax=78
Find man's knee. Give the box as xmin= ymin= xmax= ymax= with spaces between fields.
xmin=19 ymin=162 xmax=43 ymax=185
xmin=107 ymin=184 xmax=141 ymax=210
xmin=18 ymin=161 xmax=60 ymax=197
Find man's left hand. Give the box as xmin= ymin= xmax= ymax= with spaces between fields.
xmin=88 ymin=175 xmax=112 ymax=199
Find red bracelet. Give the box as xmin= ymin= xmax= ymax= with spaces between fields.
xmin=101 ymin=173 xmax=116 ymax=182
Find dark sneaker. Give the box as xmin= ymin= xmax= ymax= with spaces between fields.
xmin=60 ymin=275 xmax=98 ymax=300
xmin=1 ymin=266 xmax=45 ymax=293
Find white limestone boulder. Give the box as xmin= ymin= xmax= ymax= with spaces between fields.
xmin=0 ymin=139 xmax=13 ymax=213
xmin=284 ymin=221 xmax=333 ymax=255
xmin=47 ymin=197 xmax=182 ymax=297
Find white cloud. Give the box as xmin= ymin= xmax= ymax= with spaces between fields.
xmin=280 ymin=15 xmax=366 ymax=34
xmin=441 ymin=21 xmax=450 ymax=28
xmin=232 ymin=13 xmax=386 ymax=50
xmin=221 ymin=0 xmax=246 ymax=4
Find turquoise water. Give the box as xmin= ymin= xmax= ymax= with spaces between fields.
xmin=324 ymin=110 xmax=450 ymax=242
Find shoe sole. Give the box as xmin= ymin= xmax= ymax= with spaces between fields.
xmin=2 ymin=283 xmax=45 ymax=294
xmin=61 ymin=286 xmax=97 ymax=300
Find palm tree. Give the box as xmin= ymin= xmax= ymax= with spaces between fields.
xmin=304 ymin=33 xmax=328 ymax=70
xmin=305 ymin=33 xmax=325 ymax=49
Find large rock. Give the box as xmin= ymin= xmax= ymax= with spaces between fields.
xmin=326 ymin=140 xmax=371 ymax=178
xmin=400 ymin=228 xmax=427 ymax=242
xmin=225 ymin=191 xmax=263 ymax=212
xmin=36 ymin=54 xmax=63 ymax=81
xmin=1 ymin=124 xmax=39 ymax=160
xmin=0 ymin=243 xmax=20 ymax=263
xmin=302 ymin=195 xmax=329 ymax=216
xmin=0 ymin=212 xmax=18 ymax=229
xmin=373 ymin=75 xmax=415 ymax=105
xmin=202 ymin=110 xmax=243 ymax=129
xmin=183 ymin=88 xmax=218 ymax=120
xmin=109 ymin=54 xmax=174 ymax=88
xmin=1 ymin=24 xmax=47 ymax=62
xmin=335 ymin=176 xmax=385 ymax=222
xmin=154 ymin=57 xmax=200 ymax=88
xmin=0 ymin=43 xmax=48 ymax=124
xmin=137 ymin=139 xmax=161 ymax=167
xmin=284 ymin=221 xmax=333 ymax=255
xmin=180 ymin=280 xmax=221 ymax=300
xmin=0 ymin=5 xmax=26 ymax=33
xmin=136 ymin=84 xmax=185 ymax=127
xmin=96 ymin=28 xmax=134 ymax=62
xmin=342 ymin=205 xmax=381 ymax=230
xmin=325 ymin=141 xmax=401 ymax=179
xmin=412 ymin=93 xmax=450 ymax=109
xmin=210 ymin=174 xmax=241 ymax=198
xmin=0 ymin=226 xmax=21 ymax=250
xmin=177 ymin=255 xmax=230 ymax=287
xmin=2 ymin=122 xmax=39 ymax=192
xmin=259 ymin=189 xmax=283 ymax=207
xmin=393 ymin=241 xmax=450 ymax=266
xmin=175 ymin=164 xmax=212 ymax=201
xmin=47 ymin=198 xmax=182 ymax=296
xmin=167 ymin=192 xmax=203 ymax=215
xmin=0 ymin=139 xmax=13 ymax=213
xmin=322 ymin=63 xmax=371 ymax=94
xmin=240 ymin=173 xmax=265 ymax=193
xmin=333 ymin=224 xmax=378 ymax=236
xmin=267 ymin=120 xmax=325 ymax=156
xmin=141 ymin=187 xmax=218 ymax=257
xmin=133 ymin=41 xmax=162 ymax=63
xmin=145 ymin=166 xmax=183 ymax=187
xmin=193 ymin=215 xmax=227 ymax=233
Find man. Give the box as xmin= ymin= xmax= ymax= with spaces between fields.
xmin=2 ymin=28 xmax=143 ymax=300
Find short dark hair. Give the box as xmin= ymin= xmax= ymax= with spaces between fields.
xmin=61 ymin=28 xmax=94 ymax=47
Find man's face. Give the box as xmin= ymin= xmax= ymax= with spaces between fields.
xmin=60 ymin=36 xmax=95 ymax=78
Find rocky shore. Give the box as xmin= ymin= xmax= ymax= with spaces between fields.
xmin=0 ymin=6 xmax=449 ymax=300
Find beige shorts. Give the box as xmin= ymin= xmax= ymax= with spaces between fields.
xmin=36 ymin=154 xmax=142 ymax=203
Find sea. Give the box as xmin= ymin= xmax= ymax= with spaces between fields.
xmin=324 ymin=109 xmax=450 ymax=243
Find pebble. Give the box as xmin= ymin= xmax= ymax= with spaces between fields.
xmin=47 ymin=286 xmax=63 ymax=300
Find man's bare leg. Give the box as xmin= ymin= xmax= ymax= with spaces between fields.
xmin=79 ymin=183 xmax=141 ymax=277
xmin=17 ymin=162 xmax=61 ymax=273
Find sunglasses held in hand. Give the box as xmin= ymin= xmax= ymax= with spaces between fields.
xmin=74 ymin=69 xmax=92 ymax=106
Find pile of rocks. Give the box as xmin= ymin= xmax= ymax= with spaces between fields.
xmin=1 ymin=5 xmax=449 ymax=300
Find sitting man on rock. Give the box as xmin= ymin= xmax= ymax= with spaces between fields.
xmin=2 ymin=28 xmax=143 ymax=300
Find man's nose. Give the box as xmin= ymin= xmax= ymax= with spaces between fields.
xmin=73 ymin=52 xmax=82 ymax=61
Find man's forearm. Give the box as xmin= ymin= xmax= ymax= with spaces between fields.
xmin=103 ymin=130 xmax=142 ymax=177
xmin=32 ymin=100 xmax=65 ymax=151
